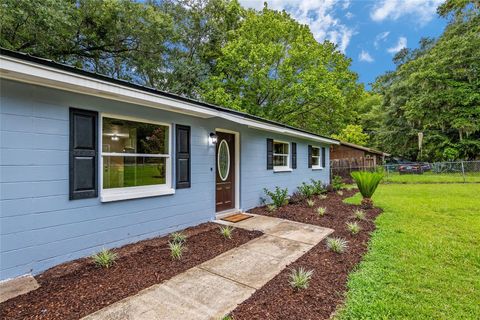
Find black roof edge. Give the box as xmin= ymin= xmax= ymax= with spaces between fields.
xmin=0 ymin=48 xmax=338 ymax=143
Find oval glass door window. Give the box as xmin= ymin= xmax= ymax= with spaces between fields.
xmin=217 ymin=139 xmax=230 ymax=181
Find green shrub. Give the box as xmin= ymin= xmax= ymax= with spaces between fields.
xmin=310 ymin=179 xmax=327 ymax=195
xmin=307 ymin=199 xmax=315 ymax=207
xmin=353 ymin=209 xmax=366 ymax=220
xmin=263 ymin=187 xmax=289 ymax=208
xmin=351 ymin=171 xmax=384 ymax=208
xmin=326 ymin=237 xmax=348 ymax=253
xmin=332 ymin=175 xmax=345 ymax=191
xmin=289 ymin=267 xmax=313 ymax=290
xmin=169 ymin=241 xmax=185 ymax=260
xmin=92 ymin=248 xmax=118 ymax=268
xmin=346 ymin=221 xmax=361 ymax=234
xmin=298 ymin=182 xmax=314 ymax=198
xmin=316 ymin=207 xmax=327 ymax=216
xmin=219 ymin=225 xmax=234 ymax=239
xmin=170 ymin=231 xmax=186 ymax=244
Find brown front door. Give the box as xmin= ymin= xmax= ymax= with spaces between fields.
xmin=216 ymin=132 xmax=235 ymax=212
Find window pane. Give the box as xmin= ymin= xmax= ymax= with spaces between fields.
xmin=103 ymin=156 xmax=166 ymax=189
xmin=102 ymin=117 xmax=169 ymax=154
xmin=312 ymin=156 xmax=320 ymax=166
xmin=273 ymin=155 xmax=288 ymax=167
xmin=312 ymin=147 xmax=320 ymax=157
xmin=273 ymin=142 xmax=288 ymax=154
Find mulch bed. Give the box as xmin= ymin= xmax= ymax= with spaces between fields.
xmin=231 ymin=189 xmax=382 ymax=320
xmin=0 ymin=223 xmax=261 ymax=320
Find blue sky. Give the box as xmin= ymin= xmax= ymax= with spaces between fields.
xmin=239 ymin=0 xmax=448 ymax=88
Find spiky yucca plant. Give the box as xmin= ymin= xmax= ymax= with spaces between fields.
xmin=92 ymin=248 xmax=118 ymax=268
xmin=351 ymin=171 xmax=383 ymax=209
xmin=289 ymin=267 xmax=314 ymax=290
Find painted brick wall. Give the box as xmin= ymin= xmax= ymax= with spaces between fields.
xmin=0 ymin=79 xmax=330 ymax=280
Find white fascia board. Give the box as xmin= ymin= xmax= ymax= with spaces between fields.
xmin=0 ymin=56 xmax=218 ymax=118
xmin=0 ymin=55 xmax=339 ymax=145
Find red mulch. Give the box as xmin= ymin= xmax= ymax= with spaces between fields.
xmin=231 ymin=189 xmax=382 ymax=320
xmin=0 ymin=223 xmax=262 ymax=320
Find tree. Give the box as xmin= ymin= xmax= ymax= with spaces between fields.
xmin=201 ymin=5 xmax=362 ymax=135
xmin=370 ymin=2 xmax=480 ymax=161
xmin=332 ymin=125 xmax=369 ymax=146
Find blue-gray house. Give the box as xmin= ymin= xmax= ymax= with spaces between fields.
xmin=0 ymin=49 xmax=339 ymax=281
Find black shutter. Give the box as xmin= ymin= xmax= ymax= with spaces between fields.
xmin=308 ymin=145 xmax=313 ymax=168
xmin=322 ymin=147 xmax=326 ymax=167
xmin=69 ymin=108 xmax=98 ymax=200
xmin=176 ymin=125 xmax=191 ymax=189
xmin=291 ymin=142 xmax=297 ymax=169
xmin=266 ymin=138 xmax=273 ymax=170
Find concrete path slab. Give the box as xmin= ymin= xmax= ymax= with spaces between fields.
xmin=83 ymin=267 xmax=254 ymax=320
xmin=0 ymin=275 xmax=39 ymax=303
xmin=83 ymin=215 xmax=333 ymax=320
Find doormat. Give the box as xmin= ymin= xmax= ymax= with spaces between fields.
xmin=221 ymin=213 xmax=253 ymax=223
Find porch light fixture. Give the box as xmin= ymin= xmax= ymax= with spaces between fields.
xmin=209 ymin=132 xmax=218 ymax=144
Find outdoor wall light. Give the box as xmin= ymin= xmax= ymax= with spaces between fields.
xmin=209 ymin=132 xmax=218 ymax=144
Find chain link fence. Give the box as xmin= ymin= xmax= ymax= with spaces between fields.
xmin=331 ymin=160 xmax=480 ymax=184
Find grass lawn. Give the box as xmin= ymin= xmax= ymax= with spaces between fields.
xmin=337 ymin=183 xmax=480 ymax=319
xmin=383 ymin=172 xmax=480 ymax=184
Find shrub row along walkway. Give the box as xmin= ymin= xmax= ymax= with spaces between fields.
xmin=82 ymin=215 xmax=333 ymax=320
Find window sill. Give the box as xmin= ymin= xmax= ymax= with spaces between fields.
xmin=274 ymin=168 xmax=293 ymax=173
xmin=312 ymin=167 xmax=324 ymax=171
xmin=101 ymin=187 xmax=175 ymax=202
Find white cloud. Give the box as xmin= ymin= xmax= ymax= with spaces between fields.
xmin=359 ymin=50 xmax=374 ymax=62
xmin=345 ymin=12 xmax=354 ymax=19
xmin=374 ymin=31 xmax=390 ymax=49
xmin=370 ymin=0 xmax=443 ymax=24
xmin=239 ymin=0 xmax=355 ymax=53
xmin=387 ymin=36 xmax=407 ymax=53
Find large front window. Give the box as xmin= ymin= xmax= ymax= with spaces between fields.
xmin=273 ymin=141 xmax=290 ymax=171
xmin=101 ymin=116 xmax=172 ymax=201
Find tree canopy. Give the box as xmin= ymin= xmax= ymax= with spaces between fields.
xmin=1 ymin=0 xmax=478 ymax=160
xmin=365 ymin=1 xmax=480 ymax=160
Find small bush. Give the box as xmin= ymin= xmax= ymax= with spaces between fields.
xmin=267 ymin=204 xmax=277 ymax=212
xmin=310 ymin=179 xmax=327 ymax=195
xmin=289 ymin=267 xmax=313 ymax=290
xmin=219 ymin=225 xmax=234 ymax=239
xmin=332 ymin=175 xmax=345 ymax=191
xmin=169 ymin=241 xmax=185 ymax=260
xmin=306 ymin=199 xmax=315 ymax=207
xmin=170 ymin=231 xmax=186 ymax=244
xmin=316 ymin=207 xmax=327 ymax=216
xmin=92 ymin=248 xmax=118 ymax=268
xmin=353 ymin=209 xmax=366 ymax=220
xmin=351 ymin=171 xmax=384 ymax=208
xmin=318 ymin=194 xmax=327 ymax=200
xmin=298 ymin=182 xmax=314 ymax=198
xmin=263 ymin=186 xmax=289 ymax=208
xmin=326 ymin=237 xmax=348 ymax=253
xmin=346 ymin=221 xmax=361 ymax=234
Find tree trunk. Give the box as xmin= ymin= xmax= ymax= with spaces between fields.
xmin=361 ymin=197 xmax=373 ymax=209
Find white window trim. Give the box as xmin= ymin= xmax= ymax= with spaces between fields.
xmin=311 ymin=146 xmax=323 ymax=170
xmin=100 ymin=113 xmax=173 ymax=202
xmin=273 ymin=140 xmax=291 ymax=172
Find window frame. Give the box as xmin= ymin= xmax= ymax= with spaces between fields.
xmin=273 ymin=140 xmax=291 ymax=172
xmin=99 ymin=113 xmax=174 ymax=202
xmin=311 ymin=146 xmax=322 ymax=170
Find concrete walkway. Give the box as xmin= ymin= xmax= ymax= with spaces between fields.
xmin=83 ymin=214 xmax=333 ymax=320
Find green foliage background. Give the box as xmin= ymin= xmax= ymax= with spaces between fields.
xmin=1 ymin=0 xmax=478 ymax=160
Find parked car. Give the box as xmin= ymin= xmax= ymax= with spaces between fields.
xmin=398 ymin=163 xmax=424 ymax=174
